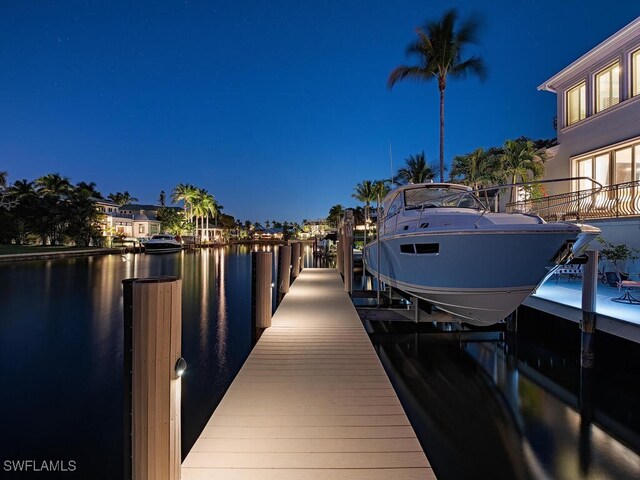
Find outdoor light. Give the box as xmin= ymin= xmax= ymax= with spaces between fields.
xmin=271 ymin=283 xmax=275 ymax=288
xmin=174 ymin=357 xmax=187 ymax=378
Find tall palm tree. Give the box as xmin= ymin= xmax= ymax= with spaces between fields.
xmin=449 ymin=147 xmax=498 ymax=189
xmin=171 ymin=183 xmax=198 ymax=220
xmin=190 ymin=190 xmax=205 ymax=242
xmin=396 ymin=152 xmax=437 ymax=185
xmin=498 ymin=139 xmax=546 ymax=203
xmin=76 ymin=181 xmax=102 ymax=199
xmin=352 ymin=180 xmax=377 ymax=208
xmin=35 ymin=173 xmax=72 ymax=197
xmin=372 ymin=180 xmax=390 ymax=206
xmin=200 ymin=191 xmax=217 ymax=241
xmin=107 ymin=191 xmax=139 ymax=206
xmin=9 ymin=179 xmax=35 ymax=198
xmin=388 ymin=9 xmax=485 ymax=182
xmin=450 ymin=147 xmax=500 ymax=207
xmin=327 ymin=204 xmax=345 ymax=228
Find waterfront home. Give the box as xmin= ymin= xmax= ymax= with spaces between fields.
xmin=93 ymin=197 xmax=119 ymax=214
xmin=119 ymin=204 xmax=183 ymax=217
xmin=303 ymin=219 xmax=332 ymax=237
xmin=519 ymin=16 xmax=640 ymax=251
xmin=104 ymin=212 xmax=161 ymax=240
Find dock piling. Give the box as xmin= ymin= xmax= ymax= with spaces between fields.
xmin=122 ymin=278 xmax=137 ymax=480
xmin=277 ymin=245 xmax=291 ymax=296
xmin=291 ymin=242 xmax=301 ymax=280
xmin=129 ymin=276 xmax=183 ymax=480
xmin=252 ymin=251 xmax=273 ymax=330
xmin=336 ymin=236 xmax=344 ymax=275
xmin=580 ymin=250 xmax=598 ymax=368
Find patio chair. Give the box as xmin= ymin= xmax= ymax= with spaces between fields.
xmin=612 ymin=277 xmax=640 ymax=305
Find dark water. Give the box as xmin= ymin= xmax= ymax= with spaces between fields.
xmin=3 ymin=250 xmax=638 ymax=479
xmin=365 ymin=307 xmax=640 ymax=479
xmin=0 ymin=244 xmax=314 ymax=479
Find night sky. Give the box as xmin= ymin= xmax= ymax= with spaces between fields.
xmin=1 ymin=1 xmax=638 ymax=222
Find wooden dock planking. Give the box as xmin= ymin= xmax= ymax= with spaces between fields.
xmin=182 ymin=268 xmax=434 ymax=479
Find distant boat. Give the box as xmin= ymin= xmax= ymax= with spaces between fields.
xmin=144 ymin=234 xmax=182 ymax=254
xmin=364 ymin=183 xmax=600 ymax=326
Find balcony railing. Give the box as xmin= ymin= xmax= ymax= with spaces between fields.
xmin=506 ymin=180 xmax=640 ymax=221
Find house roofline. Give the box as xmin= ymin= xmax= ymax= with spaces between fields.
xmin=538 ymin=16 xmax=640 ymax=93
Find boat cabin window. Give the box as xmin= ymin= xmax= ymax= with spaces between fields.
xmin=385 ymin=193 xmax=404 ymax=218
xmin=404 ymin=186 xmax=481 ymax=210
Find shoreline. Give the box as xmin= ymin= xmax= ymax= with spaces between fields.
xmin=0 ymin=248 xmax=118 ymax=263
xmin=0 ymin=239 xmax=312 ymax=263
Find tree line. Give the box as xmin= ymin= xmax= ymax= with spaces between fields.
xmin=0 ymin=173 xmax=105 ymax=246
xmin=325 ymin=136 xmax=547 ymax=227
xmin=0 ymin=172 xmax=241 ymax=246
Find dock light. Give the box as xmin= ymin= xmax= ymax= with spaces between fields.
xmin=174 ymin=357 xmax=187 ymax=378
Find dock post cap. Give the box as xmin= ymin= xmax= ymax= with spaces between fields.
xmin=133 ymin=276 xmax=181 ymax=284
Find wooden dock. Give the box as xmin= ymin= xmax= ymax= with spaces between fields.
xmin=182 ymin=268 xmax=434 ymax=479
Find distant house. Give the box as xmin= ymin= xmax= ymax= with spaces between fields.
xmin=93 ymin=197 xmax=119 ymax=214
xmin=536 ymin=16 xmax=640 ymax=249
xmin=105 ymin=213 xmax=161 ymax=240
xmin=119 ymin=204 xmax=182 ymax=216
xmin=303 ymin=219 xmax=332 ymax=237
xmin=97 ymin=203 xmax=171 ymax=241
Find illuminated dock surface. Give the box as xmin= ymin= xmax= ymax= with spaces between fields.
xmin=182 ymin=268 xmax=433 ymax=479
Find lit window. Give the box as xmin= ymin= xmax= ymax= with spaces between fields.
xmin=595 ymin=62 xmax=620 ymax=112
xmin=595 ymin=153 xmax=610 ymax=187
xmin=577 ymin=158 xmax=592 ymax=191
xmin=615 ymin=147 xmax=632 ymax=184
xmin=138 ymin=224 xmax=144 ymax=234
xmin=633 ymin=50 xmax=640 ymax=97
xmin=566 ymin=82 xmax=586 ymax=125
xmin=636 ymin=145 xmax=640 ymax=181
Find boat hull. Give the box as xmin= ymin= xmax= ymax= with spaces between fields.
xmin=364 ymin=229 xmax=591 ymax=325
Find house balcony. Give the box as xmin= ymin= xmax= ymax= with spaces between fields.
xmin=506 ymin=180 xmax=640 ymax=221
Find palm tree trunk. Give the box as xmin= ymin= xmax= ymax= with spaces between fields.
xmin=439 ymin=80 xmax=445 ymax=183
xmin=206 ymin=215 xmax=209 ymax=242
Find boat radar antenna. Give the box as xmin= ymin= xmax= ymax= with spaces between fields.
xmin=389 ymin=143 xmax=394 ymax=187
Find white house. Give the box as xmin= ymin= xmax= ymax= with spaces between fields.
xmin=536 ymin=16 xmax=640 ymax=250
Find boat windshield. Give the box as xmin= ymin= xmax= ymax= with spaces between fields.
xmin=404 ymin=186 xmax=482 ymax=210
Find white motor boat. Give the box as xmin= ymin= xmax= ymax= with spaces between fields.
xmin=364 ymin=183 xmax=600 ymax=326
xmin=144 ymin=234 xmax=182 ymax=254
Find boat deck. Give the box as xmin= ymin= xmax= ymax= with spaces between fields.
xmin=182 ymin=268 xmax=434 ymax=479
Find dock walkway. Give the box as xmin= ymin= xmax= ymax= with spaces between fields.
xmin=182 ymin=268 xmax=433 ymax=479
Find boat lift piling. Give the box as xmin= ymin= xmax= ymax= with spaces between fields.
xmin=581 ymin=250 xmax=598 ymax=368
xmin=343 ymin=210 xmax=354 ymax=294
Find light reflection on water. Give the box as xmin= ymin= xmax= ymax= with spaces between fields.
xmin=0 ymin=246 xmax=263 ymax=479
xmin=368 ymin=320 xmax=640 ymax=480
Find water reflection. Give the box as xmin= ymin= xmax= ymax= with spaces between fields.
xmin=368 ymin=320 xmax=640 ymax=480
xmin=216 ymin=247 xmax=228 ymax=371
xmin=0 ymin=247 xmax=253 ymax=480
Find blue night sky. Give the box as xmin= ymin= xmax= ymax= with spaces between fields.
xmin=1 ymin=1 xmax=639 ymax=222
